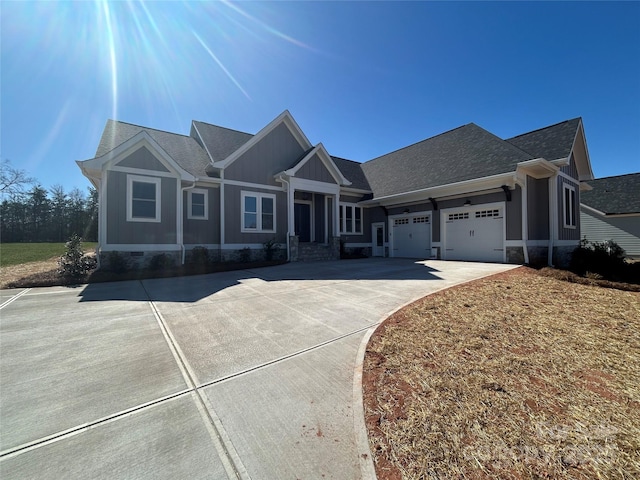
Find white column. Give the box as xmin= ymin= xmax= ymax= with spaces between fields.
xmin=334 ymin=193 xmax=340 ymax=238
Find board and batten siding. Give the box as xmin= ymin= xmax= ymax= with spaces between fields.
xmin=223 ymin=183 xmax=288 ymax=245
xmin=296 ymin=154 xmax=336 ymax=184
xmin=115 ymin=146 xmax=171 ymax=172
xmin=182 ymin=186 xmax=220 ymax=245
xmin=106 ymin=170 xmax=177 ymax=244
xmin=224 ymin=123 xmax=306 ymax=186
xmin=560 ymin=153 xmax=579 ymax=179
xmin=580 ymin=208 xmax=640 ymax=257
xmin=557 ymin=176 xmax=580 ymax=241
xmin=527 ymin=176 xmax=549 ymax=240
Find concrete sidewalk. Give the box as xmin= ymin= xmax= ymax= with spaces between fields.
xmin=0 ymin=259 xmax=517 ymax=479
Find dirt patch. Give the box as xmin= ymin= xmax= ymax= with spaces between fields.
xmin=363 ymin=267 xmax=640 ymax=479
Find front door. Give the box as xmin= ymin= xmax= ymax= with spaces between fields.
xmin=294 ymin=202 xmax=311 ymax=242
xmin=372 ymin=222 xmax=385 ymax=256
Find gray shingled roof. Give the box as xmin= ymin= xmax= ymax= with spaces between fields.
xmin=331 ymin=156 xmax=371 ymax=190
xmin=360 ymin=123 xmax=533 ymax=198
xmin=191 ymin=121 xmax=252 ymax=162
xmin=581 ymin=173 xmax=640 ymax=215
xmin=506 ymin=118 xmax=580 ymax=161
xmin=95 ymin=120 xmax=212 ymax=177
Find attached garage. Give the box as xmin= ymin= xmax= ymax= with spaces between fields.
xmin=444 ymin=206 xmax=505 ymax=262
xmin=390 ymin=214 xmax=431 ymax=258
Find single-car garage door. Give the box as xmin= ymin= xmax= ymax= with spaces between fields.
xmin=445 ymin=208 xmax=504 ymax=262
xmin=392 ymin=215 xmax=431 ymax=258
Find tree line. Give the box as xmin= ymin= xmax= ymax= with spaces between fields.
xmin=1 ymin=160 xmax=98 ymax=243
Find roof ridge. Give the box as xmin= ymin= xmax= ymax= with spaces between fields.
xmin=366 ymin=123 xmax=473 ymax=163
xmin=508 ymin=117 xmax=581 ymax=140
xmin=192 ymin=120 xmax=252 ymax=136
xmin=107 ymin=119 xmax=192 ymax=138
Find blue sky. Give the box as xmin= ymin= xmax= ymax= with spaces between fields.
xmin=2 ymin=1 xmax=639 ymax=193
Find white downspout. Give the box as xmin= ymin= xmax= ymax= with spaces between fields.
xmin=515 ymin=177 xmax=530 ymax=265
xmin=180 ymin=179 xmax=197 ymax=264
xmin=548 ymin=175 xmax=557 ymax=267
xmin=279 ymin=174 xmax=291 ymax=261
xmin=220 ymin=170 xmax=225 ymax=260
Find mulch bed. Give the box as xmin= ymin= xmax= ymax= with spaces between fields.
xmin=363 ymin=267 xmax=640 ymax=479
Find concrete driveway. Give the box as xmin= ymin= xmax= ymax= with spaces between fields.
xmin=0 ymin=259 xmax=516 ymax=479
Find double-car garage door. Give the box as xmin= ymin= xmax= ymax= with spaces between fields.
xmin=391 ymin=206 xmax=505 ymax=262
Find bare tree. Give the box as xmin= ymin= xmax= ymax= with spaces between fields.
xmin=0 ymin=159 xmax=34 ymax=198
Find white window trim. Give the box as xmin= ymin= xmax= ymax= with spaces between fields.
xmin=188 ymin=188 xmax=209 ymax=220
xmin=241 ymin=191 xmax=276 ymax=233
xmin=339 ymin=202 xmax=363 ymax=235
xmin=127 ymin=174 xmax=161 ymax=223
xmin=563 ymin=183 xmax=577 ymax=229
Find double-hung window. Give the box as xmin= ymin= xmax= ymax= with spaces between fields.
xmin=339 ymin=203 xmax=362 ymax=234
xmin=188 ymin=188 xmax=208 ymax=220
xmin=241 ymin=191 xmax=275 ymax=232
xmin=127 ymin=175 xmax=161 ymax=222
xmin=563 ymin=183 xmax=577 ymax=228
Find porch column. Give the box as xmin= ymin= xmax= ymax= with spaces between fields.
xmin=334 ymin=192 xmax=340 ymax=238
xmin=288 ymin=184 xmax=295 ymax=235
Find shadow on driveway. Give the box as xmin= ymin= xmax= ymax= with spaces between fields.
xmin=76 ymin=258 xmax=443 ymax=303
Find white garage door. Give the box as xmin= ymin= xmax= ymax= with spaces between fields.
xmin=392 ymin=215 xmax=431 ymax=258
xmin=445 ymin=208 xmax=504 ymax=262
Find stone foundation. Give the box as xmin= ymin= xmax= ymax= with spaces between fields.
xmin=99 ymin=250 xmax=180 ymax=270
xmin=553 ymin=245 xmax=576 ymax=269
xmin=506 ymin=246 xmax=525 ymax=264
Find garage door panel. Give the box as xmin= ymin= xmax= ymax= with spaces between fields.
xmin=392 ymin=216 xmax=431 ymax=258
xmin=445 ymin=208 xmax=504 ymax=262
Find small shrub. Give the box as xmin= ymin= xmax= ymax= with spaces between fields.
xmin=189 ymin=246 xmax=210 ymax=266
xmin=148 ymin=253 xmax=175 ymax=271
xmin=263 ymin=238 xmax=279 ymax=261
xmin=237 ymin=247 xmax=251 ymax=263
xmin=105 ymin=251 xmax=128 ymax=273
xmin=570 ymin=239 xmax=627 ymax=280
xmin=58 ymin=234 xmax=97 ymax=278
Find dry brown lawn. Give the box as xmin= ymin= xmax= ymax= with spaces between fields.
xmin=0 ymin=257 xmax=60 ymax=289
xmin=363 ymin=267 xmax=640 ymax=479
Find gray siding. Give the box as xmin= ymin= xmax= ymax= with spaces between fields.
xmin=505 ymin=185 xmax=522 ymax=240
xmin=557 ymin=176 xmax=580 ymax=241
xmin=106 ymin=170 xmax=177 ymax=244
xmin=560 ymin=153 xmax=579 ymax=179
xmin=297 ymin=154 xmax=336 ymax=184
xmin=183 ymin=187 xmax=220 ymax=245
xmin=368 ymin=207 xmax=388 ymax=242
xmin=224 ymin=123 xmax=306 ymax=186
xmin=527 ymin=176 xmax=549 ymax=240
xmin=116 ymin=146 xmax=170 ymax=172
xmin=224 ymin=184 xmax=288 ymax=244
xmin=580 ymin=208 xmax=640 ymax=257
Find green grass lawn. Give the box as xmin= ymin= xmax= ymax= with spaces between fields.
xmin=0 ymin=242 xmax=98 ymax=268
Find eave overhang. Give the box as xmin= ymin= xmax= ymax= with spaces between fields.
xmin=76 ymin=131 xmax=196 ymax=184
xmin=360 ymin=172 xmax=518 ymax=207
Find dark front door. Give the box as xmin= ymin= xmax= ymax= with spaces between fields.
xmin=294 ymin=203 xmax=311 ymax=242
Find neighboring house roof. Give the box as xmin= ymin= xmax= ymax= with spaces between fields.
xmin=331 ymin=156 xmax=371 ymax=191
xmin=506 ymin=118 xmax=581 ymax=161
xmin=191 ymin=121 xmax=253 ymax=162
xmin=360 ymin=123 xmax=533 ymax=198
xmin=95 ymin=120 xmax=212 ymax=177
xmin=580 ymin=173 xmax=640 ymax=215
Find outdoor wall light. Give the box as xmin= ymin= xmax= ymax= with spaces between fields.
xmin=403 ymin=208 xmax=410 ymax=214
xmin=464 ymin=199 xmax=471 ymax=206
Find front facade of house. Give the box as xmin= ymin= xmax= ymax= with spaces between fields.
xmin=77 ymin=111 xmax=594 ymax=268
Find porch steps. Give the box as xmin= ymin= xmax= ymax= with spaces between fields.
xmin=298 ymin=242 xmax=339 ymax=261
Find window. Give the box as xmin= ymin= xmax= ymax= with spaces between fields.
xmin=188 ymin=188 xmax=208 ymax=220
xmin=563 ymin=184 xmax=577 ymax=228
xmin=339 ymin=203 xmax=362 ymax=234
xmin=448 ymin=212 xmax=469 ymax=221
xmin=241 ymin=191 xmax=276 ymax=232
xmin=127 ymin=175 xmax=161 ymax=222
xmin=475 ymin=209 xmax=500 ymax=218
